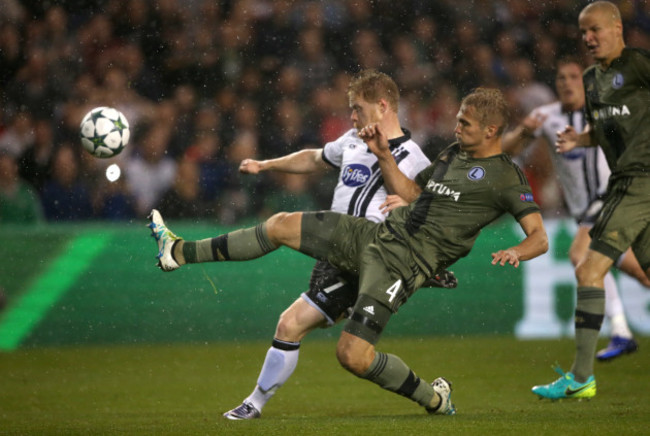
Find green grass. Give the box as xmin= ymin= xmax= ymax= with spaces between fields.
xmin=2 ymin=336 xmax=649 ymax=435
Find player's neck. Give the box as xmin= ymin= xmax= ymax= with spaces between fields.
xmin=381 ymin=118 xmax=405 ymax=140
xmin=598 ymin=43 xmax=625 ymax=70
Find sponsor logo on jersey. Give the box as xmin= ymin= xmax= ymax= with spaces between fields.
xmin=519 ymin=193 xmax=535 ymax=202
xmin=467 ymin=166 xmax=485 ymax=181
xmin=425 ymin=180 xmax=460 ymax=201
xmin=592 ymin=104 xmax=631 ymax=120
xmin=612 ymin=73 xmax=624 ymax=89
xmin=341 ymin=164 xmax=371 ymax=187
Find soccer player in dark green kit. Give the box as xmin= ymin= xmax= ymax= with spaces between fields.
xmin=533 ymin=1 xmax=650 ymax=400
xmin=149 ymin=88 xmax=549 ymax=415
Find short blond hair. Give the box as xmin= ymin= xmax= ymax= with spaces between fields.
xmin=348 ymin=70 xmax=400 ymax=112
xmin=460 ymin=88 xmax=510 ymax=135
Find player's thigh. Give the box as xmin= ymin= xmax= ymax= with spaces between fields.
xmin=343 ymin=245 xmax=424 ymax=345
xmin=590 ymin=177 xmax=650 ymax=262
xmin=300 ymin=211 xmax=377 ymax=272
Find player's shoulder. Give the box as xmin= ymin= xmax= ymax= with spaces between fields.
xmin=488 ymin=153 xmax=530 ymax=184
xmin=339 ymin=128 xmax=362 ymax=143
xmin=623 ymin=47 xmax=650 ymax=61
xmin=324 ymin=128 xmax=362 ymax=153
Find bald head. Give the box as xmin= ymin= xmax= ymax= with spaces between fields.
xmin=578 ymin=1 xmax=624 ymax=68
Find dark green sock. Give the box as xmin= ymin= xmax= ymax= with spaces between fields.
xmin=182 ymin=223 xmax=278 ymax=263
xmin=571 ymin=286 xmax=605 ymax=382
xmin=361 ymin=352 xmax=434 ymax=408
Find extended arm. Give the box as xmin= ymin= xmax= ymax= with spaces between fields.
xmin=239 ymin=149 xmax=329 ymax=175
xmin=491 ymin=212 xmax=548 ymax=268
xmin=358 ymin=123 xmax=422 ymax=202
xmin=501 ymin=112 xmax=547 ymax=156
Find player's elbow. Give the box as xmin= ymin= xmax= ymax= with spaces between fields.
xmin=534 ymin=231 xmax=549 ymax=258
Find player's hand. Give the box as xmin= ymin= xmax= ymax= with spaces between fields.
xmin=555 ymin=125 xmax=578 ymax=154
xmin=359 ymin=123 xmax=391 ymax=158
xmin=522 ymin=112 xmax=547 ymax=136
xmin=239 ymin=158 xmax=262 ymax=174
xmin=491 ymin=249 xmax=521 ymax=268
xmin=380 ymin=194 xmax=408 ymax=214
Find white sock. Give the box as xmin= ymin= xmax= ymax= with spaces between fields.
xmin=604 ymin=272 xmax=633 ymax=338
xmin=245 ymin=340 xmax=300 ymax=412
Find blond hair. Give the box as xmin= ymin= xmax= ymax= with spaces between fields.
xmin=348 ymin=70 xmax=400 ymax=112
xmin=460 ymin=88 xmax=510 ymax=136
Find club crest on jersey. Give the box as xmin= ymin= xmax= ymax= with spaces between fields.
xmin=341 ymin=164 xmax=371 ymax=187
xmin=612 ymin=73 xmax=624 ymax=89
xmin=467 ymin=166 xmax=485 ymax=181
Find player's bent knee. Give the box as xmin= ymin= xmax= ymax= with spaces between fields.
xmin=266 ymin=212 xmax=301 ymax=246
xmin=575 ymin=261 xmax=606 ymax=286
xmin=275 ymin=313 xmax=303 ymax=342
xmin=335 ymin=334 xmax=374 ymax=376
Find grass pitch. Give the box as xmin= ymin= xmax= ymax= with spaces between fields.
xmin=2 ymin=336 xmax=649 ymax=435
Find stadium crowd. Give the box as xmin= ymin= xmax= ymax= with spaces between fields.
xmin=1 ymin=0 xmax=650 ymax=224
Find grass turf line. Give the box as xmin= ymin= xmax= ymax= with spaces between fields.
xmin=1 ymin=336 xmax=649 ymax=435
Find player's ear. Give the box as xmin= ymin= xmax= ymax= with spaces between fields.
xmin=485 ymin=124 xmax=498 ymax=138
xmin=378 ymin=98 xmax=388 ymax=114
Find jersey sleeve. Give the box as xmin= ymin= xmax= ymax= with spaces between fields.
xmin=399 ymin=144 xmax=432 ymax=180
xmin=498 ymin=180 xmax=540 ymax=221
xmin=322 ymin=130 xmax=355 ymax=168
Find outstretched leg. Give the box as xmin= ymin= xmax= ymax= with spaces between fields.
xmin=148 ymin=209 xmax=303 ymax=271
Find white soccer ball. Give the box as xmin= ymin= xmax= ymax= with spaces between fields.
xmin=79 ymin=107 xmax=130 ymax=158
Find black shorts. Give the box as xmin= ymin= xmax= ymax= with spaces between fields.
xmin=301 ymin=260 xmax=359 ymax=325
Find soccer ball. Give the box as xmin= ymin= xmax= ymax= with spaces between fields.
xmin=79 ymin=107 xmax=130 ymax=158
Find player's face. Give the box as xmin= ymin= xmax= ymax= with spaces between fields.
xmin=555 ymin=63 xmax=584 ymax=109
xmin=349 ymin=94 xmax=382 ymax=132
xmin=579 ymin=9 xmax=623 ymax=67
xmin=454 ymin=105 xmax=486 ymax=152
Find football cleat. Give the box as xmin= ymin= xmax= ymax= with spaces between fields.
xmin=427 ymin=377 xmax=456 ymax=415
xmin=532 ymin=366 xmax=596 ymax=400
xmin=422 ymin=270 xmax=458 ymax=289
xmin=223 ymin=402 xmax=261 ymax=420
xmin=596 ymin=336 xmax=638 ymax=361
xmin=148 ymin=209 xmax=181 ymax=271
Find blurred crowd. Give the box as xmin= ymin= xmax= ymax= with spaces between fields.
xmin=1 ymin=0 xmax=650 ymax=225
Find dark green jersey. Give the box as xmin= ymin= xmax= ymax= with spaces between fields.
xmin=383 ymin=143 xmax=539 ymax=275
xmin=584 ymin=48 xmax=650 ymax=178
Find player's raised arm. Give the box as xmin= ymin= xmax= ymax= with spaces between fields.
xmin=359 ymin=123 xmax=422 ymax=202
xmin=239 ymin=148 xmax=328 ymax=175
xmin=491 ymin=212 xmax=548 ymax=268
xmin=501 ymin=111 xmax=547 ymax=156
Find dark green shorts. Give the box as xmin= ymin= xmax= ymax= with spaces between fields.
xmin=301 ymin=211 xmax=430 ymax=344
xmin=590 ymin=176 xmax=650 ymax=269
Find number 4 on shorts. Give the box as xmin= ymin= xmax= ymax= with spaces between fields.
xmin=385 ymin=280 xmax=402 ymax=303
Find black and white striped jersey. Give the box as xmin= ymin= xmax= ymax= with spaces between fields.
xmin=530 ymin=101 xmax=610 ymax=220
xmin=321 ymin=128 xmax=430 ymax=223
